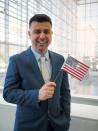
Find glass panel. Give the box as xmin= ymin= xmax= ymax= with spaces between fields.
xmin=1 ymin=0 xmax=98 ymax=99
xmin=72 ymin=1 xmax=98 ymax=97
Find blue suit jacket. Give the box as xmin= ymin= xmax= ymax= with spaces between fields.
xmin=3 ymin=47 xmax=71 ymax=131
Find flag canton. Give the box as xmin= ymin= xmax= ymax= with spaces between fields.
xmin=66 ymin=56 xmax=79 ymax=68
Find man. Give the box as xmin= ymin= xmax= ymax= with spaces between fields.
xmin=3 ymin=14 xmax=71 ymax=131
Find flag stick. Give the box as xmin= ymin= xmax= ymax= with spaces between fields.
xmin=54 ymin=69 xmax=62 ymax=82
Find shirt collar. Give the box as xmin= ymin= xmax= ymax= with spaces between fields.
xmin=31 ymin=46 xmax=49 ymax=61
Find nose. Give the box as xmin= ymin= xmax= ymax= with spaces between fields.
xmin=40 ymin=32 xmax=46 ymax=39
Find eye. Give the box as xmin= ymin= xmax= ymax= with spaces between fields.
xmin=44 ymin=29 xmax=51 ymax=34
xmin=31 ymin=29 xmax=51 ymax=34
xmin=33 ymin=30 xmax=41 ymax=34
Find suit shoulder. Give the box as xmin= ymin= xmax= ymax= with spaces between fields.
xmin=9 ymin=48 xmax=29 ymax=60
xmin=49 ymin=51 xmax=64 ymax=60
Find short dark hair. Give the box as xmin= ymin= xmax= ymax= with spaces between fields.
xmin=29 ymin=14 xmax=52 ymax=28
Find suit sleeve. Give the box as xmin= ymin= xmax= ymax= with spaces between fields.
xmin=51 ymin=72 xmax=71 ymax=131
xmin=3 ymin=56 xmax=40 ymax=109
xmin=60 ymin=71 xmax=71 ymax=129
xmin=61 ymin=72 xmax=71 ymax=115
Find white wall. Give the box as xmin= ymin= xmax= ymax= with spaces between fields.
xmin=69 ymin=117 xmax=98 ymax=131
xmin=0 ymin=104 xmax=15 ymax=131
xmin=0 ymin=103 xmax=98 ymax=131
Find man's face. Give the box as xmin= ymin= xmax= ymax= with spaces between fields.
xmin=28 ymin=21 xmax=53 ymax=54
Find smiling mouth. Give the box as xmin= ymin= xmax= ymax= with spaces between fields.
xmin=38 ymin=42 xmax=46 ymax=46
xmin=39 ymin=44 xmax=45 ymax=46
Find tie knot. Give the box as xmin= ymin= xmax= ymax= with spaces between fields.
xmin=40 ymin=56 xmax=47 ymax=62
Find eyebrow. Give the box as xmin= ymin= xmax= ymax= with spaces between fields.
xmin=30 ymin=29 xmax=52 ymax=33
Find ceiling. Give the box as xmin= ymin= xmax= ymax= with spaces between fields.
xmin=77 ymin=0 xmax=98 ymax=5
xmin=76 ymin=0 xmax=98 ymax=36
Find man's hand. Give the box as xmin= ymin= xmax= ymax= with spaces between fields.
xmin=38 ymin=82 xmax=56 ymax=101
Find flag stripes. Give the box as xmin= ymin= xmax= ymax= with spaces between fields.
xmin=61 ymin=56 xmax=89 ymax=81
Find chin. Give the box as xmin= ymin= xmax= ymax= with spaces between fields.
xmin=39 ymin=49 xmax=47 ymax=54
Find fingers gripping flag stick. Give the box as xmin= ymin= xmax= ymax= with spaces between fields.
xmin=61 ymin=56 xmax=89 ymax=81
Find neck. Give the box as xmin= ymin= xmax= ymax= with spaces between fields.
xmin=31 ymin=46 xmax=48 ymax=55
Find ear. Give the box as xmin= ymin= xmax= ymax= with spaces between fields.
xmin=28 ymin=31 xmax=31 ymax=38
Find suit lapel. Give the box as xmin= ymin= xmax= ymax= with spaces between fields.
xmin=25 ymin=47 xmax=44 ymax=85
xmin=49 ymin=51 xmax=60 ymax=82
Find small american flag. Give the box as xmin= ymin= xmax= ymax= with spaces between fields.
xmin=61 ymin=56 xmax=89 ymax=81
